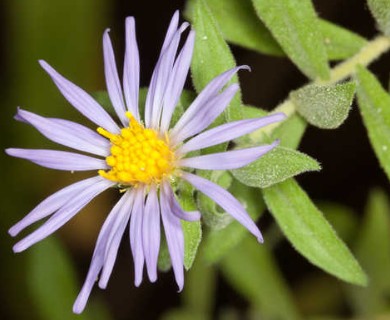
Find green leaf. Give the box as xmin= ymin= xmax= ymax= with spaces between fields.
xmin=191 ymin=0 xmax=242 ymax=122
xmin=356 ymin=66 xmax=390 ymax=181
xmin=251 ymin=0 xmax=330 ymax=80
xmin=263 ymin=179 xmax=367 ymax=286
xmin=347 ymin=188 xmax=390 ymax=316
xmin=181 ymin=222 xmax=202 ymax=271
xmin=231 ymin=147 xmax=321 ymax=188
xmin=319 ymin=19 xmax=367 ymax=60
xmin=221 ymin=236 xmax=301 ymax=319
xmin=203 ymin=180 xmax=265 ymax=263
xmin=317 ymin=201 xmax=358 ymax=243
xmin=203 ymin=0 xmax=283 ymax=56
xmin=27 ymin=237 xmax=107 ymax=320
xmin=158 ymin=234 xmax=171 ymax=272
xmin=271 ymin=113 xmax=307 ymax=149
xmin=367 ymin=0 xmax=390 ymax=36
xmin=178 ymin=181 xmax=202 ymax=270
xmin=183 ymin=255 xmax=216 ymax=316
xmin=291 ymin=82 xmax=356 ymax=129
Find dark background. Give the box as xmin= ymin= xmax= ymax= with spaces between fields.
xmin=0 ymin=0 xmax=389 ymax=319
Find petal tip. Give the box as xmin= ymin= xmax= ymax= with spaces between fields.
xmin=8 ymin=226 xmax=19 ymax=237
xmin=239 ymin=65 xmax=251 ymax=72
xmin=72 ymin=303 xmax=84 ymax=315
xmin=12 ymin=244 xmax=23 ymax=253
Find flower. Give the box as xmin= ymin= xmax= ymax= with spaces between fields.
xmin=6 ymin=11 xmax=285 ymax=314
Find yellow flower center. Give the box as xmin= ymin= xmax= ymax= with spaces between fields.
xmin=97 ymin=112 xmax=175 ymax=186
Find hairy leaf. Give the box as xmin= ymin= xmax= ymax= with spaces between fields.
xmin=271 ymin=113 xmax=307 ymax=149
xmin=178 ymin=181 xmax=202 ymax=270
xmin=231 ymin=147 xmax=321 ymax=188
xmin=204 ymin=0 xmax=283 ymax=56
xmin=367 ymin=0 xmax=390 ymax=35
xmin=263 ymin=179 xmax=367 ymax=286
xmin=291 ymin=82 xmax=356 ymax=129
xmin=252 ymin=0 xmax=330 ymax=79
xmin=191 ymin=0 xmax=242 ymax=122
xmin=356 ymin=66 xmax=390 ymax=181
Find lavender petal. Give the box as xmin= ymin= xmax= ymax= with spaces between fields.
xmin=99 ymin=191 xmax=134 ymax=288
xmin=179 ymin=113 xmax=286 ymax=153
xmin=165 ymin=184 xmax=201 ymax=222
xmin=130 ymin=186 xmax=145 ymax=286
xmin=39 ymin=60 xmax=119 ymax=133
xmin=103 ymin=29 xmax=128 ymax=126
xmin=6 ymin=148 xmax=107 ymax=171
xmin=16 ymin=108 xmax=110 ymax=157
xmin=179 ymin=141 xmax=279 ymax=170
xmin=160 ymin=181 xmax=184 ymax=291
xmin=73 ymin=190 xmax=132 ymax=313
xmin=142 ymin=185 xmax=161 ymax=282
xmin=171 ymin=84 xmax=239 ymax=144
xmin=145 ymin=21 xmax=189 ymax=129
xmin=182 ymin=172 xmax=263 ymax=243
xmin=9 ymin=176 xmax=103 ymax=237
xmin=123 ymin=17 xmax=140 ymax=120
xmin=160 ymin=30 xmax=195 ymax=133
xmin=171 ymin=66 xmax=249 ymax=138
xmin=13 ymin=177 xmax=114 ymax=253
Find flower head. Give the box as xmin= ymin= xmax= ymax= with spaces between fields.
xmin=6 ymin=11 xmax=285 ymax=313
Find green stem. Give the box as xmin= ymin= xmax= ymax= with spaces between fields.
xmin=249 ymin=35 xmax=390 ymax=140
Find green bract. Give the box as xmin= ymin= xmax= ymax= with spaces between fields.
xmin=203 ymin=181 xmax=265 ymax=263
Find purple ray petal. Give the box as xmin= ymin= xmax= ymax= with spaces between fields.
xmin=6 ymin=148 xmax=107 ymax=171
xmin=165 ymin=184 xmax=201 ymax=222
xmin=9 ymin=176 xmax=103 ymax=237
xmin=39 ymin=60 xmax=120 ymax=133
xmin=142 ymin=185 xmax=161 ymax=282
xmin=123 ymin=17 xmax=140 ymax=120
xmin=13 ymin=177 xmax=114 ymax=253
xmin=99 ymin=191 xmax=134 ymax=288
xmin=16 ymin=108 xmax=110 ymax=157
xmin=160 ymin=181 xmax=184 ymax=291
xmin=103 ymin=29 xmax=128 ymax=126
xmin=179 ymin=141 xmax=279 ymax=170
xmin=182 ymin=172 xmax=263 ymax=243
xmin=73 ymin=190 xmax=133 ymax=314
xmin=145 ymin=21 xmax=189 ymax=129
xmin=161 ymin=11 xmax=180 ymax=54
xmin=179 ymin=113 xmax=286 ymax=154
xmin=130 ymin=186 xmax=145 ymax=286
xmin=171 ymin=84 xmax=239 ymax=144
xmin=171 ymin=66 xmax=249 ymax=138
xmin=160 ymin=30 xmax=195 ymax=133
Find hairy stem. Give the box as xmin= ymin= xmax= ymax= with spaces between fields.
xmin=249 ymin=35 xmax=390 ymax=140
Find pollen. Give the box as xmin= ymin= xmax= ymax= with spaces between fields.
xmin=98 ymin=112 xmax=175 ymax=186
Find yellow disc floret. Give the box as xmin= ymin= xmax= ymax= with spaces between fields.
xmin=98 ymin=112 xmax=175 ymax=186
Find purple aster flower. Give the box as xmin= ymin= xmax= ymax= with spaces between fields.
xmin=6 ymin=11 xmax=285 ymax=314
